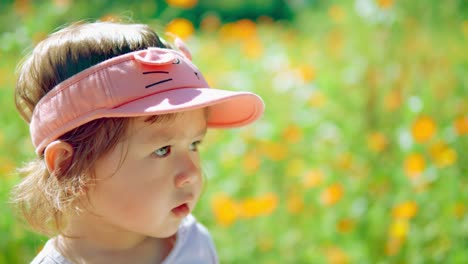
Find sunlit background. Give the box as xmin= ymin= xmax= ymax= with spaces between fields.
xmin=0 ymin=0 xmax=467 ymax=263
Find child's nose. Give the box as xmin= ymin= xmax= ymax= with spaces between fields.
xmin=174 ymin=154 xmax=200 ymax=188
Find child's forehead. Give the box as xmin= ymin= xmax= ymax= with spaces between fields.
xmin=127 ymin=110 xmax=208 ymax=141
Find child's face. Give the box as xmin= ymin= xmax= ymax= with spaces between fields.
xmin=85 ymin=109 xmax=206 ymax=238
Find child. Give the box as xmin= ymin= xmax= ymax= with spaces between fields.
xmin=12 ymin=21 xmax=264 ymax=263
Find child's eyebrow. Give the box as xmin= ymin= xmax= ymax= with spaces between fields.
xmin=149 ymin=126 xmax=207 ymax=143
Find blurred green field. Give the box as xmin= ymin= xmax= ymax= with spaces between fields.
xmin=0 ymin=0 xmax=467 ymax=263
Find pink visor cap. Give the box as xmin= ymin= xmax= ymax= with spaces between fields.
xmin=30 ymin=45 xmax=264 ymax=154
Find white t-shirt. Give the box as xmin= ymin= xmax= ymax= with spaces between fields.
xmin=31 ymin=214 xmax=218 ymax=264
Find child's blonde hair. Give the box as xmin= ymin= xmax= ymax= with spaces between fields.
xmin=12 ymin=21 xmax=170 ymax=236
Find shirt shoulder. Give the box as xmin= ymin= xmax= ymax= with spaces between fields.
xmin=162 ymin=214 xmax=219 ymax=264
xmin=30 ymin=239 xmax=73 ymax=264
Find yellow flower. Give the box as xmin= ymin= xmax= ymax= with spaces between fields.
xmin=328 ymin=4 xmax=345 ymax=23
xmin=403 ymin=153 xmax=425 ymax=179
xmin=243 ymin=37 xmax=263 ymax=59
xmin=211 ymin=193 xmax=238 ymax=227
xmin=302 ymin=169 xmax=324 ymax=188
xmin=298 ymin=64 xmax=316 ymax=82
xmin=429 ymin=141 xmax=457 ymax=168
xmin=166 ymin=0 xmax=197 ymax=9
xmin=463 ymin=20 xmax=468 ymax=37
xmin=326 ymin=30 xmax=344 ymax=57
xmin=165 ymin=18 xmax=195 ymax=40
xmin=336 ymin=153 xmax=353 ymax=170
xmin=0 ymin=157 xmax=15 ymax=176
xmin=367 ymin=132 xmax=388 ymax=153
xmin=389 ymin=219 xmax=409 ymax=239
xmin=320 ymin=183 xmax=344 ymax=206
xmin=411 ymin=115 xmax=437 ymax=143
xmin=308 ymin=91 xmax=326 ymax=108
xmin=286 ymin=159 xmax=305 ymax=178
xmin=392 ymin=201 xmax=418 ymax=220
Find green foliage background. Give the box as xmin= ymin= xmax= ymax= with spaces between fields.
xmin=0 ymin=0 xmax=467 ymax=263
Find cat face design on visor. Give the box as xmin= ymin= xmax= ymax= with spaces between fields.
xmin=134 ymin=49 xmax=201 ymax=89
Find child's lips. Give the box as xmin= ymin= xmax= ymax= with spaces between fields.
xmin=171 ymin=203 xmax=190 ymax=218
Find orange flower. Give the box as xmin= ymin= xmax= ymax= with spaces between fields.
xmin=166 ymin=0 xmax=197 ymax=9
xmin=14 ymin=0 xmax=31 ymax=16
xmin=100 ymin=14 xmax=120 ymax=22
xmin=367 ymin=132 xmax=388 ymax=153
xmin=325 ymin=246 xmax=349 ymax=264
xmin=337 ymin=218 xmax=355 ymax=233
xmin=384 ymin=89 xmax=402 ymax=111
xmin=392 ymin=200 xmax=418 ymax=220
xmin=377 ymin=0 xmax=394 ymax=9
xmin=211 ymin=193 xmax=238 ymax=227
xmin=200 ymin=13 xmax=221 ymax=32
xmin=220 ymin=19 xmax=257 ymax=41
xmin=165 ymin=18 xmax=195 ymax=40
xmin=429 ymin=141 xmax=457 ymax=168
xmin=53 ymin=0 xmax=71 ymax=8
xmin=320 ymin=183 xmax=344 ymax=206
xmin=403 ymin=153 xmax=425 ymax=179
xmin=257 ymin=236 xmax=274 ymax=252
xmin=454 ymin=115 xmax=468 ymax=135
xmin=286 ymin=192 xmax=304 ymax=214
xmin=453 ymin=202 xmax=465 ymax=219
xmin=411 ymin=115 xmax=436 ymax=143
xmin=243 ymin=151 xmax=260 ymax=174
xmin=239 ymin=193 xmax=278 ymax=218
xmin=302 ymin=169 xmax=324 ymax=188
xmin=282 ymin=124 xmax=303 ymax=144
xmin=385 ymin=237 xmax=404 ymax=256
xmin=260 ymin=141 xmax=288 ymax=161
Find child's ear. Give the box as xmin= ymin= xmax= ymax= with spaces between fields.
xmin=44 ymin=140 xmax=74 ymax=176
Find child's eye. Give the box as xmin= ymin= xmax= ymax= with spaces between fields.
xmin=153 ymin=146 xmax=171 ymax=157
xmin=189 ymin=140 xmax=202 ymax=151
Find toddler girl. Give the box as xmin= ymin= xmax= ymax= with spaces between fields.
xmin=12 ymin=21 xmax=264 ymax=263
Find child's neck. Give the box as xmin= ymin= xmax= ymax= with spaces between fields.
xmin=56 ymin=212 xmax=174 ymax=263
